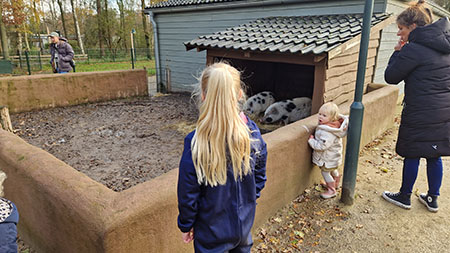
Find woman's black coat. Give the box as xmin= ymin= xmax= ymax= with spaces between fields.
xmin=385 ymin=17 xmax=450 ymax=158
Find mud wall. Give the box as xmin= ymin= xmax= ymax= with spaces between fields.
xmin=0 ymin=70 xmax=148 ymax=113
xmin=0 ymin=85 xmax=398 ymax=252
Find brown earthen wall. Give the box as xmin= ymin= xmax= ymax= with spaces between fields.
xmin=0 ymin=85 xmax=398 ymax=252
xmin=0 ymin=70 xmax=148 ymax=113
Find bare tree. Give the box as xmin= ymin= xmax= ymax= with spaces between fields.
xmin=56 ymin=0 xmax=68 ymax=36
xmin=0 ymin=1 xmax=9 ymax=59
xmin=69 ymin=0 xmax=85 ymax=54
xmin=96 ymin=0 xmax=104 ymax=55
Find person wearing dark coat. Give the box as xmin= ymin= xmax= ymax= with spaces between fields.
xmin=382 ymin=0 xmax=450 ymax=212
xmin=0 ymin=172 xmax=19 ymax=253
xmin=0 ymin=198 xmax=19 ymax=253
xmin=49 ymin=31 xmax=74 ymax=73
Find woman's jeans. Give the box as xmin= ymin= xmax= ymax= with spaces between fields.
xmin=400 ymin=157 xmax=443 ymax=196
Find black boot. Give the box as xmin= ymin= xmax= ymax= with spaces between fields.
xmin=418 ymin=193 xmax=438 ymax=212
xmin=382 ymin=191 xmax=411 ymax=209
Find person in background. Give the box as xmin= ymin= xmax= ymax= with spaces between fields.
xmin=0 ymin=171 xmax=19 ymax=253
xmin=48 ymin=31 xmax=74 ymax=74
xmin=382 ymin=0 xmax=450 ymax=212
xmin=177 ymin=62 xmax=267 ymax=252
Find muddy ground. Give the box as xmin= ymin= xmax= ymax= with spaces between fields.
xmin=11 ymin=93 xmax=198 ymax=192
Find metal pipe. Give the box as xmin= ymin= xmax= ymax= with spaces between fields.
xmin=148 ymin=11 xmax=162 ymax=93
xmin=340 ymin=0 xmax=374 ymax=205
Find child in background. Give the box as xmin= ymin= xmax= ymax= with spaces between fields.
xmin=308 ymin=103 xmax=348 ymax=199
xmin=177 ymin=62 xmax=267 ymax=252
xmin=0 ymin=171 xmax=19 ymax=253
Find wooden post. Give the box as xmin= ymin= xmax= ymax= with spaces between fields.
xmin=0 ymin=106 xmax=13 ymax=132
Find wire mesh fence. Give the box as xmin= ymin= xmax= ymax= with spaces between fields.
xmin=9 ymin=48 xmax=154 ymax=75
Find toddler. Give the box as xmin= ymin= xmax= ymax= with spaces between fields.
xmin=308 ymin=102 xmax=348 ymax=199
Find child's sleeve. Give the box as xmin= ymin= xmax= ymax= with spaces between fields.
xmin=251 ymin=126 xmax=267 ymax=199
xmin=308 ymin=132 xmax=336 ymax=151
xmin=255 ymin=133 xmax=267 ymax=199
xmin=177 ymin=134 xmax=201 ymax=233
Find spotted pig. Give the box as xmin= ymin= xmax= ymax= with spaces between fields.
xmin=262 ymin=97 xmax=312 ymax=125
xmin=243 ymin=91 xmax=276 ymax=116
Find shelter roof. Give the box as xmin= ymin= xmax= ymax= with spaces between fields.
xmin=184 ymin=13 xmax=392 ymax=55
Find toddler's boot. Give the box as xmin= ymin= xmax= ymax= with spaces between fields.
xmin=320 ymin=182 xmax=336 ymax=199
xmin=333 ymin=175 xmax=341 ymax=189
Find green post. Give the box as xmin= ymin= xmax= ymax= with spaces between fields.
xmin=25 ymin=50 xmax=31 ymax=75
xmin=38 ymin=51 xmax=42 ymax=70
xmin=340 ymin=0 xmax=374 ymax=205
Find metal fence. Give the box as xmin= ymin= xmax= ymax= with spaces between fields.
xmin=9 ymin=48 xmax=153 ymax=75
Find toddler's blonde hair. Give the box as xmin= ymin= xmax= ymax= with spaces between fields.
xmin=319 ymin=102 xmax=340 ymax=122
xmin=191 ymin=62 xmax=251 ymax=186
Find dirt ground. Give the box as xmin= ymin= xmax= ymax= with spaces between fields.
xmin=11 ymin=93 xmax=198 ymax=192
xmin=252 ymin=108 xmax=450 ymax=253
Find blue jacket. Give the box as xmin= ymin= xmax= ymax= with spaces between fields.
xmin=177 ymin=117 xmax=267 ymax=251
xmin=0 ymin=198 xmax=19 ymax=253
xmin=384 ymin=17 xmax=450 ymax=158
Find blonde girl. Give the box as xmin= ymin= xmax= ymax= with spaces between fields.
xmin=177 ymin=62 xmax=267 ymax=252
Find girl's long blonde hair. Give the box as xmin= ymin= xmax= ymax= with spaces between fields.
xmin=191 ymin=62 xmax=251 ymax=186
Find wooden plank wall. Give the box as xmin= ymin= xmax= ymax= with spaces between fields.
xmin=324 ymin=31 xmax=381 ymax=105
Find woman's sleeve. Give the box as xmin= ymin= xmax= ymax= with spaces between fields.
xmin=384 ymin=46 xmax=419 ymax=84
xmin=177 ymin=135 xmax=201 ymax=233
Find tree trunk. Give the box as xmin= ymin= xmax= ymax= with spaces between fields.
xmin=48 ymin=0 xmax=56 ymax=22
xmin=0 ymin=107 xmax=13 ymax=132
xmin=117 ymin=0 xmax=127 ymax=49
xmin=57 ymin=0 xmax=68 ymax=37
xmin=18 ymin=31 xmax=23 ymax=55
xmin=0 ymin=2 xmax=9 ymax=59
xmin=24 ymin=31 xmax=30 ymax=51
xmin=104 ymin=0 xmax=112 ymax=50
xmin=96 ymin=0 xmax=104 ymax=56
xmin=70 ymin=0 xmax=85 ymax=54
xmin=141 ymin=0 xmax=151 ymax=59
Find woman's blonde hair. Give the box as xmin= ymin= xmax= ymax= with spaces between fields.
xmin=191 ymin=62 xmax=251 ymax=186
xmin=319 ymin=102 xmax=340 ymax=122
xmin=397 ymin=0 xmax=433 ymax=27
xmin=0 ymin=171 xmax=6 ymax=197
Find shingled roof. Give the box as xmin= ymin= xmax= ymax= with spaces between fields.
xmin=185 ymin=13 xmax=391 ymax=55
xmin=148 ymin=0 xmax=242 ymax=8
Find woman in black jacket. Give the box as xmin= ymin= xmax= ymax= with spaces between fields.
xmin=382 ymin=0 xmax=450 ymax=212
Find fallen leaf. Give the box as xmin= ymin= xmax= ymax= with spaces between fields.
xmin=356 ymin=224 xmax=364 ymax=229
xmin=274 ymin=217 xmax=282 ymax=223
xmin=294 ymin=230 xmax=305 ymax=238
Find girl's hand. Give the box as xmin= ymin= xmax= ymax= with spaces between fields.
xmin=309 ymin=135 xmax=314 ymax=139
xmin=394 ymin=39 xmax=406 ymax=51
xmin=182 ymin=228 xmax=194 ymax=243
